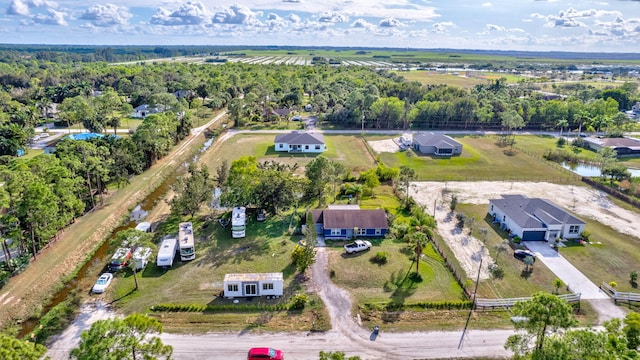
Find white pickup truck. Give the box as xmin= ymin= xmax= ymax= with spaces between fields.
xmin=344 ymin=240 xmax=372 ymax=254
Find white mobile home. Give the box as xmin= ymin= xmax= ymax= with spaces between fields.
xmin=132 ymin=247 xmax=152 ymax=271
xmin=231 ymin=206 xmax=246 ymax=238
xmin=223 ymin=272 xmax=284 ymax=298
xmin=156 ymin=236 xmax=178 ymax=268
xmin=178 ymin=221 xmax=195 ymax=261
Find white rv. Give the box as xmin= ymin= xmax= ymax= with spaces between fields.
xmin=178 ymin=222 xmax=195 ymax=261
xmin=135 ymin=222 xmax=152 ymax=233
xmin=223 ymin=272 xmax=284 ymax=298
xmin=132 ymin=247 xmax=152 ymax=271
xmin=231 ymin=206 xmax=246 ymax=238
xmin=156 ymin=236 xmax=178 ymax=268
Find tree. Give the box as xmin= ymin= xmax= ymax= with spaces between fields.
xmin=398 ymin=166 xmax=416 ymax=205
xmin=305 ymin=155 xmax=331 ymax=204
xmin=553 ymin=278 xmax=564 ymax=294
xmin=291 ymin=212 xmax=316 ymax=273
xmin=624 ymin=312 xmax=640 ymax=350
xmin=170 ymin=163 xmax=213 ymax=218
xmin=505 ymin=292 xmax=578 ymax=357
xmin=494 ymin=239 xmax=509 ymax=264
xmin=407 ymin=230 xmax=428 ymax=273
xmin=501 ymin=109 xmax=525 ymax=147
xmin=70 ymin=313 xmax=173 ymax=360
xmin=328 ymin=160 xmax=345 ymax=203
xmin=222 ymin=156 xmax=259 ymax=206
xmin=0 ymin=333 xmax=46 ymax=360
xmin=523 ymin=255 xmax=535 ymax=273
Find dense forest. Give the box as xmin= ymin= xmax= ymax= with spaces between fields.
xmin=0 ymin=48 xmax=638 ymax=270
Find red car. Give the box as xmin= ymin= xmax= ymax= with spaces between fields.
xmin=247 ymin=347 xmax=284 ymax=360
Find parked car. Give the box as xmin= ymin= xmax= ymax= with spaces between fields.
xmin=109 ymin=247 xmax=132 ymax=271
xmin=92 ymin=273 xmax=113 ymax=294
xmin=513 ymin=249 xmax=536 ymax=262
xmin=247 ymin=347 xmax=284 ymax=360
xmin=344 ymin=240 xmax=372 ymax=254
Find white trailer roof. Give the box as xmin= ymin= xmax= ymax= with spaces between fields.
xmin=224 ymin=272 xmax=283 ymax=282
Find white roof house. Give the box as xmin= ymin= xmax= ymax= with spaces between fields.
xmin=412 ymin=132 xmax=463 ymax=156
xmin=274 ymin=132 xmax=326 ymax=153
xmin=223 ymin=272 xmax=284 ymax=298
xmin=131 ymin=104 xmax=163 ymax=118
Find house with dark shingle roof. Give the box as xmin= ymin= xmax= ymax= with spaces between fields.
xmin=274 ymin=131 xmax=326 ymax=153
xmin=583 ymin=136 xmax=640 ymax=156
xmin=488 ymin=195 xmax=585 ymax=241
xmin=311 ymin=205 xmax=388 ymax=240
xmin=412 ymin=132 xmax=463 ymax=156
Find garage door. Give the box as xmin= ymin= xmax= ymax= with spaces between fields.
xmin=522 ymin=231 xmax=546 ymax=241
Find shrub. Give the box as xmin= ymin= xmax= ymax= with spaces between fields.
xmin=580 ymin=231 xmax=591 ymax=242
xmin=289 ymin=293 xmax=307 ymax=310
xmin=371 ymin=252 xmax=388 ymax=265
xmin=556 ymin=137 xmax=567 ymax=147
xmin=489 ymin=263 xmax=504 ymax=279
xmin=512 ymin=236 xmax=521 ymax=244
xmin=408 ymin=272 xmax=422 ymax=282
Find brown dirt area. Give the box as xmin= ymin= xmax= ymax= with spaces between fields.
xmin=409 ymin=181 xmax=640 ymax=281
xmin=368 ymin=138 xmax=401 ymax=153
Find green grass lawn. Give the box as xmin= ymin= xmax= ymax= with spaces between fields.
xmin=201 ymin=133 xmax=376 ymax=173
xmin=379 ymin=135 xmax=581 ymax=182
xmin=512 ymin=135 xmax=600 ymax=161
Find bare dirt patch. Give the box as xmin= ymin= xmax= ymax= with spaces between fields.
xmin=368 ymin=138 xmax=400 ymax=153
xmin=409 ymin=181 xmax=640 ymax=280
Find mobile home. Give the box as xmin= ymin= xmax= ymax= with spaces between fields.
xmin=156 ymin=236 xmax=178 ymax=268
xmin=223 ymin=272 xmax=284 ymax=298
xmin=132 ymin=247 xmax=152 ymax=271
xmin=179 ymin=222 xmax=195 ymax=261
xmin=231 ymin=206 xmax=246 ymax=238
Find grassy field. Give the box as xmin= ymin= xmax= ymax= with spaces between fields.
xmin=201 ymin=133 xmax=376 ymax=174
xmin=396 ymin=71 xmax=528 ymax=89
xmin=378 ymin=135 xmax=581 ymax=183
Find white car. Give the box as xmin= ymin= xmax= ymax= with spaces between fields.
xmin=92 ymin=273 xmax=113 ymax=294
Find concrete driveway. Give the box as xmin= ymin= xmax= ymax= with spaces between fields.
xmin=523 ymin=241 xmax=627 ymax=323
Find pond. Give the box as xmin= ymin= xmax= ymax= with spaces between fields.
xmin=561 ymin=162 xmax=640 ymax=178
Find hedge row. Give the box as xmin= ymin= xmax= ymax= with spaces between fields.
xmin=363 ymin=300 xmax=473 ymax=311
xmin=150 ymin=303 xmax=291 ymax=313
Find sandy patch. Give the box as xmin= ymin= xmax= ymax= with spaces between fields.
xmin=408 ymin=181 xmax=640 ymax=280
xmin=368 ymin=138 xmax=400 ymax=153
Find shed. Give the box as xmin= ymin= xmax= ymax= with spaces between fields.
xmin=223 ymin=272 xmax=284 ymax=298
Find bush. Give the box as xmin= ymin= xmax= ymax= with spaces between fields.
xmin=289 ymin=293 xmax=307 ymax=310
xmin=408 ymin=272 xmax=422 ymax=282
xmin=556 ymin=137 xmax=567 ymax=147
xmin=371 ymin=252 xmax=388 ymax=265
xmin=489 ymin=263 xmax=504 ymax=279
xmin=512 ymin=236 xmax=521 ymax=244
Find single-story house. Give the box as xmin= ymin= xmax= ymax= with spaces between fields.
xmin=275 ymin=132 xmax=326 ymax=153
xmin=311 ymin=205 xmax=388 ymax=240
xmin=582 ymin=136 xmax=640 ymax=156
xmin=131 ymin=104 xmax=163 ymax=118
xmin=488 ymin=194 xmax=585 ymax=241
xmin=223 ymin=272 xmax=283 ymax=298
xmin=412 ymin=132 xmax=463 ymax=156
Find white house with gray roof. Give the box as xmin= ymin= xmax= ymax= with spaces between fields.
xmin=488 ymin=195 xmax=585 ymax=241
xmin=412 ymin=132 xmax=462 ymax=156
xmin=274 ymin=131 xmax=326 ymax=153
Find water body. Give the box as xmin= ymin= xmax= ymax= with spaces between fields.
xmin=561 ymin=162 xmax=640 ymax=178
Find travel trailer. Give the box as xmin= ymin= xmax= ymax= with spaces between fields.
xmin=156 ymin=236 xmax=178 ymax=268
xmin=231 ymin=206 xmax=246 ymax=238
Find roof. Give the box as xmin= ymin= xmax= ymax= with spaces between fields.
xmin=489 ymin=195 xmax=584 ymax=229
xmin=63 ymin=133 xmax=105 ymax=141
xmin=311 ymin=209 xmax=387 ymax=229
xmin=275 ymin=131 xmax=324 ymax=145
xmin=583 ymin=136 xmax=640 ymax=150
xmin=224 ymin=272 xmax=283 ymax=282
xmin=413 ymin=132 xmax=462 ymax=149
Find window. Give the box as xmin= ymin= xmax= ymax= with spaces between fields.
xmin=315 ymin=145 xmax=320 ymax=150
xmin=263 ymin=283 xmax=274 ymax=290
xmin=305 ymin=145 xmax=309 ymax=150
xmin=331 ymin=228 xmax=341 ymax=236
xmin=279 ymin=144 xmax=283 ymax=148
xmin=245 ymin=284 xmax=257 ymax=295
xmin=357 ymin=228 xmax=366 ymax=235
xmin=503 ymin=216 xmax=506 ymax=222
xmin=569 ymin=225 xmax=580 ymax=234
xmin=490 ymin=205 xmax=494 ymax=211
xmin=375 ymin=229 xmax=381 ymax=235
xmin=227 ymin=284 xmax=238 ymax=292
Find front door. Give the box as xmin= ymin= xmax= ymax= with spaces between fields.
xmin=245 ymin=283 xmax=258 ymax=296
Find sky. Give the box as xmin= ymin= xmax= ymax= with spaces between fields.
xmin=0 ymin=0 xmax=640 ymax=53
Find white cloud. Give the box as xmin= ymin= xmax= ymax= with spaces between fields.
xmin=351 ymin=18 xmax=373 ymax=28
xmin=318 ymin=11 xmax=348 ymax=23
xmin=80 ymin=4 xmax=131 ymax=27
xmin=482 ymin=2 xmax=492 ymax=7
xmin=7 ymin=0 xmax=57 ymax=16
xmin=212 ymin=4 xmax=261 ymax=25
xmin=151 ymin=1 xmax=210 ymax=26
xmin=486 ymin=24 xmax=506 ymax=31
xmin=288 ymin=13 xmax=301 ymax=23
xmin=432 ymin=21 xmax=454 ymax=33
xmin=31 ymin=8 xmax=66 ymax=25
xmin=379 ymin=17 xmax=402 ymax=27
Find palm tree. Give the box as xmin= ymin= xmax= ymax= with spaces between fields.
xmin=407 ymin=230 xmax=429 ymax=273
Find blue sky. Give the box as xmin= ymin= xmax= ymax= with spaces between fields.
xmin=1 ymin=0 xmax=639 ymax=52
